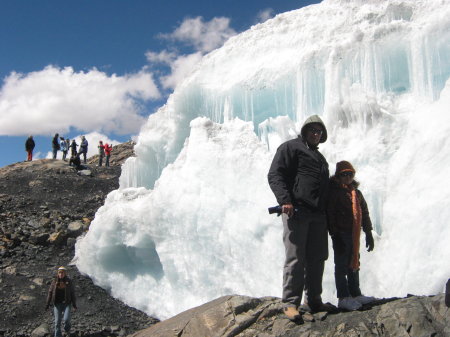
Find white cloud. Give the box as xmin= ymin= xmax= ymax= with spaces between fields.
xmin=0 ymin=66 xmax=161 ymax=136
xmin=146 ymin=16 xmax=237 ymax=91
xmin=45 ymin=131 xmax=122 ymax=160
xmin=75 ymin=131 xmax=122 ymax=159
xmin=33 ymin=151 xmax=45 ymax=160
xmin=161 ymin=16 xmax=237 ymax=53
xmin=160 ymin=52 xmax=203 ymax=90
xmin=145 ymin=50 xmax=178 ymax=65
xmin=256 ymin=9 xmax=275 ymax=23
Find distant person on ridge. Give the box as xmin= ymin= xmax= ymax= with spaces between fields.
xmin=268 ymin=115 xmax=336 ymax=323
xmin=327 ymin=161 xmax=377 ymax=311
xmin=60 ymin=136 xmax=68 ymax=161
xmin=79 ymin=136 xmax=88 ymax=164
xmin=25 ymin=135 xmax=35 ymax=161
xmin=446 ymin=279 xmax=450 ymax=307
xmin=70 ymin=139 xmax=78 ymax=157
xmin=65 ymin=138 xmax=70 ymax=156
xmin=46 ymin=266 xmax=77 ymax=337
xmin=52 ymin=133 xmax=60 ymax=159
xmin=104 ymin=143 xmax=113 ymax=167
xmin=97 ymin=140 xmax=105 ymax=166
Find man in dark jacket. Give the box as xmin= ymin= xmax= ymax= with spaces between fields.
xmin=79 ymin=136 xmax=88 ymax=164
xmin=70 ymin=139 xmax=78 ymax=157
xmin=52 ymin=133 xmax=60 ymax=159
xmin=25 ymin=135 xmax=35 ymax=161
xmin=268 ymin=114 xmax=335 ymax=322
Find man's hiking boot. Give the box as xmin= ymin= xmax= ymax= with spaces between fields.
xmin=338 ymin=297 xmax=362 ymax=311
xmin=283 ymin=307 xmax=304 ymax=323
xmin=307 ymin=300 xmax=337 ymax=313
xmin=353 ymin=295 xmax=377 ymax=305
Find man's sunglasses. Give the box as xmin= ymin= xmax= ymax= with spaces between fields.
xmin=308 ymin=127 xmax=323 ymax=135
xmin=339 ymin=171 xmax=354 ymax=177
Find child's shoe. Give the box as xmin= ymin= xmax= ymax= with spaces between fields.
xmin=353 ymin=295 xmax=377 ymax=305
xmin=338 ymin=297 xmax=362 ymax=311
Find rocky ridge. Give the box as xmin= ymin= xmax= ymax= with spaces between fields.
xmin=0 ymin=141 xmax=158 ymax=337
xmin=131 ymin=294 xmax=449 ymax=337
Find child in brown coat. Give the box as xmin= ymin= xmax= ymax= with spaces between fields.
xmin=327 ymin=161 xmax=376 ymax=311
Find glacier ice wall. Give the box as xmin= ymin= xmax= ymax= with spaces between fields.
xmin=75 ymin=0 xmax=450 ymax=319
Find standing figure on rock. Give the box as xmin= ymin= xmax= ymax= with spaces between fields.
xmin=65 ymin=138 xmax=71 ymax=156
xmin=268 ymin=115 xmax=336 ymax=323
xmin=25 ymin=135 xmax=35 ymax=161
xmin=70 ymin=139 xmax=78 ymax=157
xmin=327 ymin=161 xmax=377 ymax=311
xmin=446 ymin=279 xmax=450 ymax=307
xmin=46 ymin=266 xmax=77 ymax=337
xmin=104 ymin=143 xmax=112 ymax=167
xmin=97 ymin=140 xmax=105 ymax=166
xmin=52 ymin=133 xmax=60 ymax=159
xmin=60 ymin=137 xmax=68 ymax=161
xmin=79 ymin=136 xmax=88 ymax=164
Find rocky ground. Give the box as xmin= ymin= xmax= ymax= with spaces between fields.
xmin=0 ymin=142 xmax=159 ymax=337
xmin=131 ymin=294 xmax=450 ymax=337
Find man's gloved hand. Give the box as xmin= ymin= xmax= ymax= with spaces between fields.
xmin=282 ymin=203 xmax=294 ymax=218
xmin=365 ymin=231 xmax=374 ymax=252
xmin=331 ymin=234 xmax=346 ymax=254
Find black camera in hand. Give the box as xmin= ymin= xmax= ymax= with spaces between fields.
xmin=268 ymin=205 xmax=298 ymax=216
xmin=268 ymin=206 xmax=283 ymax=216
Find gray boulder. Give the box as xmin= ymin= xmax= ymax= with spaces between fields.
xmin=31 ymin=323 xmax=50 ymax=337
xmin=77 ymin=169 xmax=92 ymax=176
xmin=129 ymin=295 xmax=282 ymax=337
xmin=67 ymin=220 xmax=84 ymax=237
xmin=29 ymin=232 xmax=49 ymax=245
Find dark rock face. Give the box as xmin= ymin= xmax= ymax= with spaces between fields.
xmin=130 ymin=294 xmax=450 ymax=337
xmin=0 ymin=144 xmax=158 ymax=337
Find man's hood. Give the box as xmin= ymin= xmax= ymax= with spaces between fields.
xmin=300 ymin=115 xmax=328 ymax=143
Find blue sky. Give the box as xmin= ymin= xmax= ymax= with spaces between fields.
xmin=0 ymin=0 xmax=319 ymax=167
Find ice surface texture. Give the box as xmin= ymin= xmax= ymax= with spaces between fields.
xmin=75 ymin=0 xmax=450 ymax=319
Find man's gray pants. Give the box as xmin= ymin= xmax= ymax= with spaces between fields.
xmin=282 ymin=211 xmax=328 ymax=307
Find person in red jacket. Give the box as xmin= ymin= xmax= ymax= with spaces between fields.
xmin=104 ymin=143 xmax=113 ymax=167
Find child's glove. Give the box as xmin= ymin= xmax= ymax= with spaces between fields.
xmin=365 ymin=231 xmax=374 ymax=252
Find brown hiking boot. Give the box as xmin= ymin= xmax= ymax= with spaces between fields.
xmin=283 ymin=306 xmax=304 ymax=323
